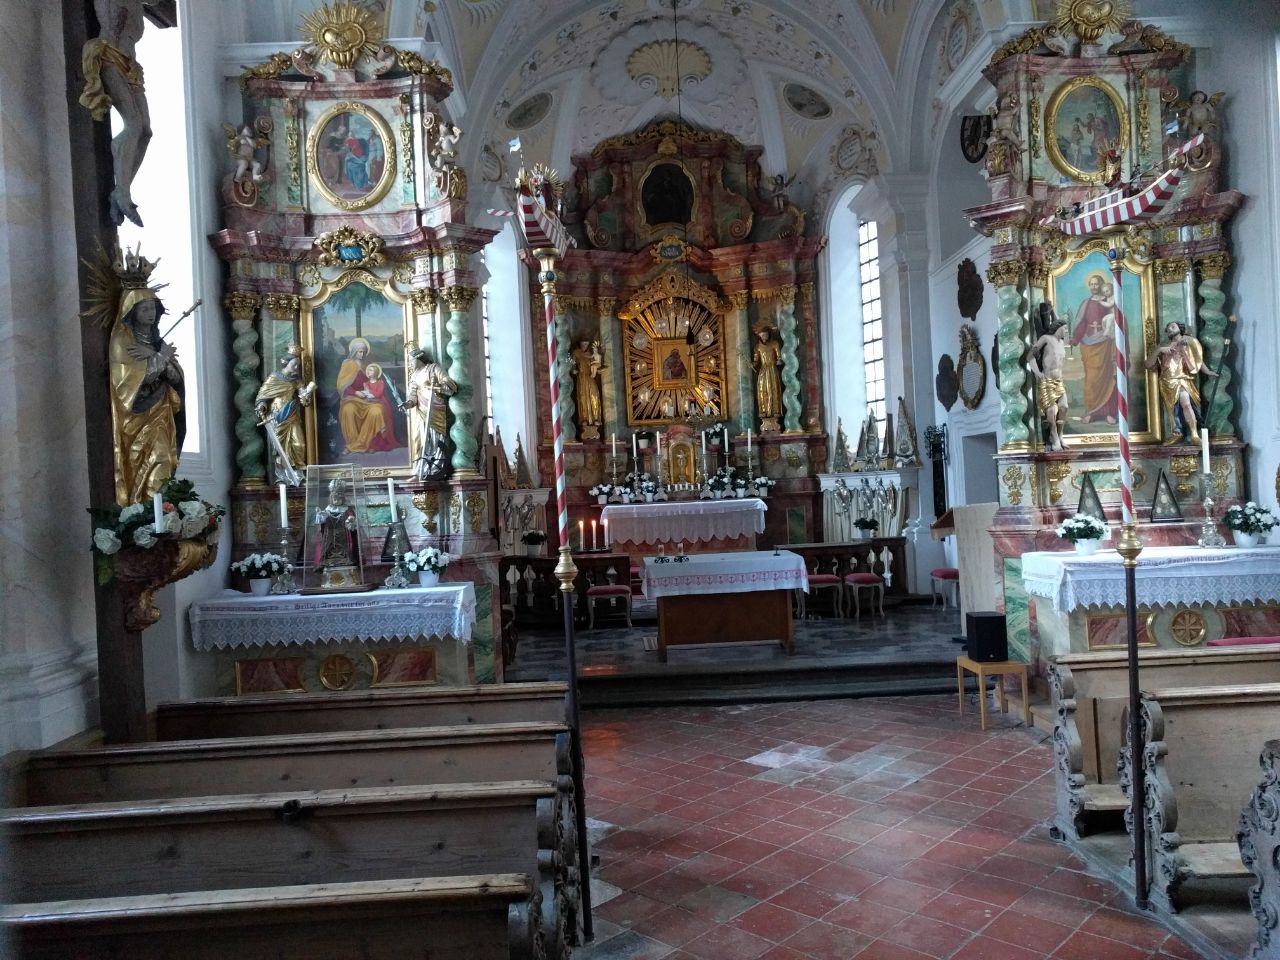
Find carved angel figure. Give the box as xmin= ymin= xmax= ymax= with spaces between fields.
xmin=224 ymin=123 xmax=270 ymax=183
xmin=1179 ymin=90 xmax=1225 ymax=139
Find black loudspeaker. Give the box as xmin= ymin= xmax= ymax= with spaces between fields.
xmin=966 ymin=612 xmax=1008 ymax=662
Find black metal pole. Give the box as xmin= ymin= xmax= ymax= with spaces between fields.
xmin=1120 ymin=533 xmax=1148 ymax=910
xmin=556 ymin=549 xmax=594 ymax=941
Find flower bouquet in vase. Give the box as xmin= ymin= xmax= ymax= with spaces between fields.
xmin=1056 ymin=513 xmax=1107 ymax=555
xmin=638 ymin=476 xmax=659 ymax=503
xmin=589 ymin=483 xmax=613 ymax=505
xmin=520 ymin=529 xmax=548 ymax=557
xmin=405 ymin=545 xmax=451 ymax=586
xmin=854 ymin=517 xmax=879 ymax=540
xmin=1223 ymin=502 xmax=1277 ymax=548
xmin=750 ymin=476 xmax=776 ymax=499
xmin=231 ymin=553 xmax=291 ymax=595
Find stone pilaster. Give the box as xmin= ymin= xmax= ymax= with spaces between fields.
xmin=728 ymin=291 xmax=752 ymax=432
xmin=798 ymin=282 xmax=821 ymax=432
xmin=226 ymin=291 xmax=264 ymax=484
xmin=444 ymin=285 xmax=479 ymax=476
xmin=596 ymin=297 xmax=621 ymax=441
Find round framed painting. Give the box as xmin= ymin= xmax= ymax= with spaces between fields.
xmin=306 ymin=101 xmax=396 ymax=211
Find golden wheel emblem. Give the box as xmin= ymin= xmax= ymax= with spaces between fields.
xmin=320 ymin=654 xmax=357 ymax=690
xmin=1169 ymin=609 xmax=1207 ymax=647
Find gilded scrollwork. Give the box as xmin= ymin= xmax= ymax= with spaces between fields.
xmin=465 ymin=492 xmax=487 ymax=532
xmin=1169 ymin=454 xmax=1198 ymax=498
xmin=1196 ymin=252 xmax=1232 ymax=280
xmin=1046 ymin=462 xmax=1072 ymax=504
xmin=1003 ymin=465 xmax=1026 ymax=506
xmin=1153 ymin=257 xmax=1191 ymax=285
xmin=986 ymin=259 xmax=1024 ymax=288
xmin=315 ymin=226 xmax=386 ymax=268
xmin=413 ymin=491 xmax=439 ymax=534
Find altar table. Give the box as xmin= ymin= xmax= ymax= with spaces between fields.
xmin=640 ymin=550 xmax=807 ymax=661
xmin=601 ymin=498 xmax=766 ymax=553
xmin=1021 ymin=546 xmax=1280 ymax=657
xmin=189 ymin=584 xmax=477 ymax=694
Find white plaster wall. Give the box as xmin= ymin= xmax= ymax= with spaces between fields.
xmin=0 ymin=6 xmax=98 ymax=755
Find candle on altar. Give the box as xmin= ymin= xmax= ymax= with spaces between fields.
xmin=387 ymin=478 xmax=397 ymax=522
xmin=592 ymin=519 xmax=598 ymax=551
xmin=747 ymin=428 xmax=752 ymax=457
xmin=278 ymin=482 xmax=288 ymax=528
xmin=611 ymin=432 xmax=617 ymax=458
xmin=722 ymin=424 xmax=728 ymax=448
xmin=1201 ymin=428 xmax=1211 ymax=475
xmin=656 ymin=431 xmax=662 ymax=459
xmin=632 ymin=433 xmax=638 ymax=461
xmin=701 ymin=431 xmax=707 ymax=457
xmin=578 ymin=519 xmax=585 ymax=551
xmin=603 ymin=518 xmax=610 ymax=549
xmin=153 ymin=491 xmax=164 ymax=529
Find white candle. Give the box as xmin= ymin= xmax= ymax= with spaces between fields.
xmin=592 ymin=519 xmax=598 ymax=550
xmin=578 ymin=519 xmax=585 ymax=551
xmin=1201 ymin=428 xmax=1211 ymax=475
xmin=722 ymin=425 xmax=728 ymax=448
xmin=747 ymin=428 xmax=752 ymax=456
xmin=612 ymin=432 xmax=617 ymax=458
xmin=603 ymin=518 xmax=609 ymax=549
xmin=153 ymin=491 xmax=164 ymax=529
xmin=633 ymin=433 xmax=638 ymax=461
xmin=278 ymin=482 xmax=288 ymax=528
xmin=701 ymin=431 xmax=707 ymax=457
xmin=387 ymin=478 xmax=397 ymax=522
xmin=656 ymin=432 xmax=662 ymax=459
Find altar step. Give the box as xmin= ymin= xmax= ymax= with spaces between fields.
xmin=578 ymin=656 xmax=966 ymax=708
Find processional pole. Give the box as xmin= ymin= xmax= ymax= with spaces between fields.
xmin=514 ymin=168 xmax=593 ymax=940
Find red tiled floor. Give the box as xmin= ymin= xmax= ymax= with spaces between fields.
xmin=576 ymin=695 xmax=1191 ymax=960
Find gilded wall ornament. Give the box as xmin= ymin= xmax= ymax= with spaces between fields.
xmin=625 ymin=39 xmax=712 ymax=100
xmin=1196 ymin=252 xmax=1232 ymax=280
xmin=315 ymin=226 xmax=386 ymax=268
xmin=300 ymin=3 xmax=383 ymax=70
xmin=465 ymin=492 xmax=487 ymax=532
xmin=1169 ymin=454 xmax=1198 ymax=498
xmin=1053 ymin=0 xmax=1131 ymax=44
xmin=1046 ymin=462 xmax=1073 ymax=504
xmin=986 ymin=259 xmax=1024 ymax=287
xmin=1153 ymin=257 xmax=1191 ymax=285
xmin=1003 ymin=465 xmax=1026 ymax=506
xmin=957 ymin=324 xmax=987 ymax=410
xmin=413 ymin=491 xmax=440 ymax=534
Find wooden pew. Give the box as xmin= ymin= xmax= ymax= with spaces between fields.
xmin=154 ymin=681 xmax=569 ymax=740
xmin=1047 ymin=646 xmax=1280 ymax=839
xmin=17 ymin=720 xmax=582 ymax=944
xmin=1 ymin=875 xmax=541 ymax=960
xmin=2 ymin=781 xmax=568 ymax=958
xmin=1239 ymin=738 xmax=1280 ymax=960
xmin=1125 ymin=683 xmax=1280 ymax=912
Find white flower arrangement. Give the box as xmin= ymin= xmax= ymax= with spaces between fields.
xmin=132 ymin=525 xmax=157 ymax=548
xmin=93 ymin=528 xmax=122 ymax=555
xmin=1056 ymin=513 xmax=1107 ymax=543
xmin=89 ymin=478 xmax=226 ymax=586
xmin=403 ymin=546 xmax=451 ymax=574
xmin=589 ymin=483 xmax=614 ymax=497
xmin=1224 ymin=502 xmax=1278 ymax=535
xmin=752 ymin=476 xmax=776 ymax=490
xmin=638 ymin=477 xmax=659 ymax=495
xmin=231 ymin=552 xmax=291 ymax=579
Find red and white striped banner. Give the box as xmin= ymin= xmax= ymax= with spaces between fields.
xmin=1110 ymin=255 xmax=1135 ymax=525
xmin=544 ymin=282 xmax=568 ymax=547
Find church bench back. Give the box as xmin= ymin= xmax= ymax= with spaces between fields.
xmin=19 ymin=721 xmax=569 ymax=806
xmin=154 ymin=681 xmax=569 ymax=740
xmin=1 ymin=874 xmax=539 ymax=960
xmin=1238 ymin=738 xmax=1280 ymax=960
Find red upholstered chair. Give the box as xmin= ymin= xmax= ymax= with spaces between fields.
xmin=586 ymin=584 xmax=632 ymax=629
xmin=930 ymin=567 xmax=960 ymax=609
xmin=843 ymin=571 xmax=884 ymax=619
xmin=799 ymin=560 xmax=844 ymax=619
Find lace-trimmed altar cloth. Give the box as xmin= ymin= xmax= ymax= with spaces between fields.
xmin=602 ymin=498 xmax=766 ymax=546
xmin=641 ymin=549 xmax=808 ymax=600
xmin=189 ymin=583 xmax=477 ymax=651
xmin=1022 ymin=545 xmax=1280 ymax=614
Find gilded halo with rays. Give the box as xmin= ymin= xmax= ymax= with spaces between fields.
xmin=620 ymin=273 xmax=727 ymax=427
xmin=300 ymin=2 xmax=384 ymax=70
xmin=1053 ymin=0 xmax=1132 ymax=44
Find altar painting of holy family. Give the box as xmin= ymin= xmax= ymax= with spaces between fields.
xmin=1048 ymin=247 xmax=1160 ymax=446
xmin=302 ymin=277 xmax=412 ymax=469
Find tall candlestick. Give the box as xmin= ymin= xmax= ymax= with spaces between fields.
xmin=1200 ymin=428 xmax=1211 ymax=475
xmin=603 ymin=518 xmax=609 ymax=549
xmin=278 ymin=482 xmax=288 ymax=528
xmin=153 ymin=491 xmax=164 ymax=529
xmin=633 ymin=433 xmax=638 ymax=462
xmin=578 ymin=519 xmax=585 ymax=551
xmin=656 ymin=431 xmax=662 ymax=459
xmin=722 ymin=424 xmax=728 ymax=448
xmin=387 ymin=478 xmax=397 ymax=522
xmin=747 ymin=428 xmax=752 ymax=456
xmin=701 ymin=431 xmax=707 ymax=457
xmin=611 ymin=432 xmax=617 ymax=458
xmin=592 ymin=519 xmax=598 ymax=551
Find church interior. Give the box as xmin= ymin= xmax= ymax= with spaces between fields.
xmin=3 ymin=0 xmax=1280 ymax=957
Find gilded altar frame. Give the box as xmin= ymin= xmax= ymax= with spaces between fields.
xmin=1047 ymin=240 xmax=1161 ymax=448
xmin=1044 ymin=76 xmax=1129 ymax=185
xmin=306 ymin=101 xmax=398 ymax=211
xmin=298 ymin=270 xmax=415 ymax=472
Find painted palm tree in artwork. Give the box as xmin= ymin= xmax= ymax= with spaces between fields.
xmin=335 ymin=281 xmax=387 ymax=339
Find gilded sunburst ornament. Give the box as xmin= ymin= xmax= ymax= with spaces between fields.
xmin=1053 ymin=0 xmax=1131 ymax=44
xmin=300 ymin=2 xmax=383 ymax=69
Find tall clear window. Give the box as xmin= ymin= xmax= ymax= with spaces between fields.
xmin=858 ymin=220 xmax=885 ymax=429
xmin=479 ymin=250 xmax=495 ymax=426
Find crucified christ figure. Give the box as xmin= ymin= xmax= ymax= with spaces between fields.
xmin=79 ymin=0 xmax=151 ymax=226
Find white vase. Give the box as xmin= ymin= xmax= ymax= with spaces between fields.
xmin=596 ymin=495 xmax=608 ymax=505
xmin=712 ymin=490 xmax=723 ymax=499
xmin=1073 ymin=538 xmax=1101 ymax=556
xmin=1233 ymin=531 xmax=1260 ymax=549
xmin=644 ymin=493 xmax=654 ymax=503
xmin=248 ymin=577 xmax=272 ymax=596
xmin=757 ymin=488 xmax=768 ymax=499
xmin=418 ymin=570 xmax=440 ymax=587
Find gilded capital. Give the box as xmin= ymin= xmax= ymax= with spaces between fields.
xmin=728 ymin=291 xmax=750 ymax=311
xmin=410 ymin=288 xmax=438 ymax=314
xmin=1195 ymin=252 xmax=1232 ymax=280
xmin=986 ymin=259 xmax=1024 ymax=288
xmin=224 ymin=291 xmax=261 ymax=321
xmin=443 ymin=285 xmax=478 ymax=312
xmin=1153 ymin=257 xmax=1191 ymax=285
xmin=262 ymin=294 xmax=299 ymax=321
xmin=1028 ymin=263 xmax=1050 ymax=289
xmin=596 ymin=297 xmax=617 ymax=317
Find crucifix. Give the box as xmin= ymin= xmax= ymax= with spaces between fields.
xmin=63 ymin=0 xmax=176 ymax=743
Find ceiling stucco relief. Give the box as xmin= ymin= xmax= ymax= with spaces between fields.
xmin=829 ymin=123 xmax=882 ymax=182
xmin=591 ymin=20 xmax=743 ymax=105
xmin=436 ymin=0 xmax=506 ymax=83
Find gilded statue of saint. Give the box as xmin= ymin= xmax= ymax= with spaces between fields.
xmin=1145 ymin=321 xmax=1217 ymax=444
xmin=571 ymin=339 xmax=603 ymax=440
xmin=403 ymin=348 xmax=457 ymax=480
xmin=1029 ymin=309 xmax=1069 ymax=452
xmin=255 ymin=345 xmax=315 ymax=476
xmin=108 ymin=256 xmax=186 ymax=506
xmin=751 ymin=323 xmax=783 ymax=430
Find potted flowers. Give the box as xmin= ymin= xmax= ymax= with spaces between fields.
xmin=231 ymin=553 xmax=291 ymax=595
xmin=854 ymin=517 xmax=879 ymax=540
xmin=731 ymin=475 xmax=749 ymax=498
xmin=404 ymin=545 xmax=451 ymax=586
xmin=751 ymin=476 xmax=776 ymax=499
xmin=520 ymin=529 xmax=548 ymax=557
xmin=638 ymin=475 xmax=659 ymax=502
xmin=589 ymin=482 xmax=613 ymax=505
xmin=1223 ymin=502 xmax=1278 ymax=548
xmin=1056 ymin=513 xmax=1108 ymax=555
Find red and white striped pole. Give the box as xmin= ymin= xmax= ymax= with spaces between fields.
xmin=537 ymin=249 xmax=569 ymax=548
xmin=1108 ymin=246 xmax=1135 ymax=525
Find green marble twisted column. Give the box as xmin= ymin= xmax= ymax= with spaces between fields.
xmin=444 ymin=285 xmax=479 ymax=476
xmin=729 ymin=292 xmax=753 ymax=433
xmin=1195 ymin=253 xmax=1235 ymax=436
xmin=226 ymin=292 xmax=265 ymax=483
xmin=555 ymin=301 xmax=576 ymax=442
xmin=989 ymin=260 xmax=1032 ymax=447
xmin=777 ymin=289 xmax=802 ymax=432
xmin=597 ymin=298 xmax=621 ymax=440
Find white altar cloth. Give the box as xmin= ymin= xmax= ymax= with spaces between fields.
xmin=602 ymin=498 xmax=766 ymax=545
xmin=1022 ymin=545 xmax=1280 ymax=614
xmin=189 ymin=584 xmax=477 ymax=651
xmin=640 ymin=550 xmax=808 ymax=600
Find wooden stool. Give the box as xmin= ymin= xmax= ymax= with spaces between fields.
xmin=931 ymin=567 xmax=960 ymax=608
xmin=956 ymin=655 xmax=1030 ymax=731
xmin=586 ymin=584 xmax=632 ymax=629
xmin=843 ymin=572 xmax=884 ymax=619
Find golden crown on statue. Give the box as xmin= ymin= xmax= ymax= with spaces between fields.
xmin=113 ymin=245 xmax=163 ymax=290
